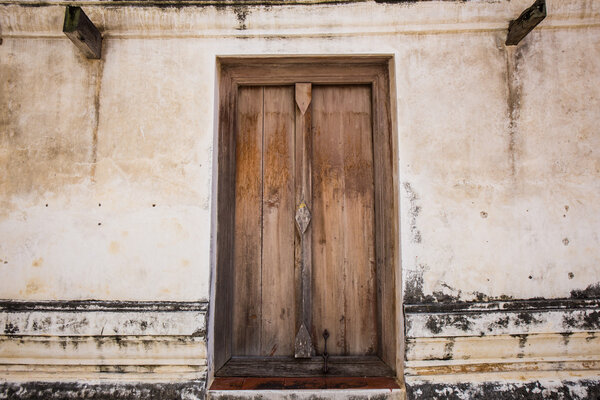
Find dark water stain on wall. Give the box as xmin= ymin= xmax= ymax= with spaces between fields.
xmin=0 ymin=380 xmax=205 ymax=400
xmin=571 ymin=283 xmax=600 ymax=299
xmin=406 ymin=380 xmax=600 ymax=400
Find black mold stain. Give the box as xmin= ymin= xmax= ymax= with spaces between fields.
xmin=560 ymin=331 xmax=572 ymax=346
xmin=586 ymin=332 xmax=596 ymax=342
xmin=404 ymin=266 xmax=427 ymax=304
xmin=406 ymin=379 xmax=600 ymax=400
xmin=441 ymin=338 xmax=455 ymax=360
xmin=38 ymin=379 xmax=207 ymax=400
xmin=487 ymin=316 xmax=510 ymax=332
xmin=514 ymin=312 xmax=543 ymax=326
xmin=563 ymin=310 xmax=600 ymax=331
xmin=425 ymin=314 xmax=473 ymax=334
xmin=4 ymin=323 xmax=19 ymax=334
xmin=405 ymin=298 xmax=597 ymax=314
xmin=403 ymin=182 xmax=422 ymax=244
xmin=234 ymin=6 xmax=249 ymax=30
xmin=0 ymin=300 xmax=208 ymax=313
xmin=512 ymin=334 xmax=528 ymax=358
xmin=571 ymin=283 xmax=600 ymax=299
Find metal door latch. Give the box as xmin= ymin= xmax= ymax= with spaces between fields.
xmin=322 ymin=329 xmax=329 ymax=374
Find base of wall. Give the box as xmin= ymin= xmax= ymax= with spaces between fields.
xmin=208 ymin=388 xmax=405 ymax=400
xmin=0 ymin=380 xmax=206 ymax=400
xmin=406 ymin=378 xmax=600 ymax=400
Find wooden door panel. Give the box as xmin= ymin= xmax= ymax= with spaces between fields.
xmin=261 ymin=86 xmax=296 ymax=356
xmin=233 ymin=86 xmax=296 ymax=357
xmin=311 ymin=85 xmax=377 ymax=356
xmin=233 ymin=86 xmax=264 ymax=355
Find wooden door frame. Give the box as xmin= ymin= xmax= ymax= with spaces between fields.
xmin=213 ymin=56 xmax=399 ymax=377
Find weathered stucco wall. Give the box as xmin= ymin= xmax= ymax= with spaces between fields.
xmin=0 ymin=0 xmax=599 ymax=398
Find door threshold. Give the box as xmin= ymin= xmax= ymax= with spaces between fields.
xmin=208 ymin=377 xmax=405 ymax=400
xmin=210 ymin=377 xmax=400 ymax=390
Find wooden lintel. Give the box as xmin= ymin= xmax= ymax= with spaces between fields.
xmin=506 ymin=0 xmax=546 ymax=46
xmin=63 ymin=6 xmax=102 ymax=59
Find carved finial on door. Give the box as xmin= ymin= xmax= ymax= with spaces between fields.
xmin=295 ymin=202 xmax=311 ymax=235
xmin=294 ymin=323 xmax=314 ymax=358
xmin=295 ymin=83 xmax=312 ymax=115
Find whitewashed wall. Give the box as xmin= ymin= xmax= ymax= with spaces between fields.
xmin=0 ymin=0 xmax=599 ymax=398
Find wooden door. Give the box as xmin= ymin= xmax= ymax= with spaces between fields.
xmin=215 ymin=58 xmax=397 ymax=378
xmin=228 ymin=83 xmax=385 ymax=375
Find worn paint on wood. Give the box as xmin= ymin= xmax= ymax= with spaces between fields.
xmin=262 ymin=86 xmax=296 ymax=356
xmin=312 ymin=85 xmax=377 ymax=356
xmin=233 ymin=86 xmax=264 ymax=355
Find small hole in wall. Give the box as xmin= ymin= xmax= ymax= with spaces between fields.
xmin=528 ymin=275 xmax=532 ymax=279
xmin=45 ymin=204 xmax=48 ymax=207
xmin=99 ymin=203 xmax=102 ymax=207
xmin=98 ymin=222 xmax=102 ymax=226
xmin=568 ymin=272 xmax=574 ymax=279
xmin=152 ymin=204 xmax=156 ymax=207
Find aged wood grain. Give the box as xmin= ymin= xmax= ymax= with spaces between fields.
xmin=214 ymin=70 xmax=236 ymax=371
xmin=216 ymin=356 xmax=394 ymax=377
xmin=261 ymin=86 xmax=296 ymax=357
xmin=311 ymin=85 xmax=377 ymax=356
xmin=295 ymin=83 xmax=312 ymax=115
xmin=217 ymin=58 xmax=397 ymax=377
xmin=233 ymin=86 xmax=264 ymax=356
xmin=294 ymin=83 xmax=314 ymax=358
xmin=63 ymin=6 xmax=102 ymax=59
xmin=372 ymin=71 xmax=397 ymax=370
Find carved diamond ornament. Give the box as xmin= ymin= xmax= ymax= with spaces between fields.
xmin=295 ymin=202 xmax=311 ymax=234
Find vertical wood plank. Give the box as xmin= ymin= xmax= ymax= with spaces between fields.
xmin=341 ymin=86 xmax=376 ymax=355
xmin=233 ymin=86 xmax=264 ymax=356
xmin=294 ymin=83 xmax=315 ymax=358
xmin=261 ymin=86 xmax=296 ymax=356
xmin=312 ymin=85 xmax=377 ymax=356
xmin=214 ymin=71 xmax=236 ymax=371
xmin=372 ymin=70 xmax=397 ymax=369
xmin=312 ymin=85 xmax=346 ymax=356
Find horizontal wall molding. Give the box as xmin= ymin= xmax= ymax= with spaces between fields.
xmin=0 ymin=301 xmax=209 ymax=382
xmin=0 ymin=380 xmax=206 ymax=400
xmin=405 ymin=298 xmax=600 ymax=338
xmin=405 ymin=299 xmax=600 ymax=380
xmin=405 ymin=298 xmax=600 ymax=314
xmin=0 ymin=2 xmax=599 ymax=40
xmin=406 ymin=378 xmax=600 ymax=400
xmin=1 ymin=300 xmax=207 ymax=337
xmin=0 ymin=300 xmax=208 ymax=312
xmin=405 ymin=332 xmax=600 ymax=373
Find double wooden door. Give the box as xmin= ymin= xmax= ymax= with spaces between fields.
xmin=225 ymin=83 xmax=387 ymax=376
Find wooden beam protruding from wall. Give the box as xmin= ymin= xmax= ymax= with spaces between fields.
xmin=63 ymin=6 xmax=102 ymax=59
xmin=506 ymin=0 xmax=546 ymax=46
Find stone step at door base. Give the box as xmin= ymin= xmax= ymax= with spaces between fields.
xmin=208 ymin=377 xmax=405 ymax=400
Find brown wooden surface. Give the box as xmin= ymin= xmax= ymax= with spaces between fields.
xmin=210 ymin=376 xmax=400 ymax=390
xmin=233 ymin=86 xmax=264 ymax=355
xmin=217 ymin=58 xmax=397 ymax=377
xmin=63 ymin=6 xmax=102 ymax=59
xmin=506 ymin=0 xmax=546 ymax=46
xmin=216 ymin=356 xmax=394 ymax=377
xmin=213 ymin=72 xmax=236 ymax=372
xmin=311 ymin=85 xmax=377 ymax=356
xmin=261 ymin=86 xmax=296 ymax=356
xmin=294 ymin=83 xmax=314 ymax=358
xmin=372 ymin=72 xmax=397 ymax=370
